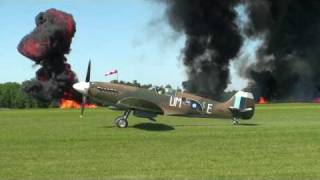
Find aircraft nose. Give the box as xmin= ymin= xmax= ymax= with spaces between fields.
xmin=73 ymin=82 xmax=90 ymax=95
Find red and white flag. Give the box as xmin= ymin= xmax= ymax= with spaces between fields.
xmin=105 ymin=69 xmax=118 ymax=76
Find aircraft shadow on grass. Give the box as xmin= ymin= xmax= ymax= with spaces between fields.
xmin=101 ymin=123 xmax=175 ymax=131
xmin=132 ymin=123 xmax=175 ymax=131
xmin=131 ymin=122 xmax=235 ymax=131
xmin=238 ymin=123 xmax=258 ymax=126
xmin=102 ymin=122 xmax=257 ymax=131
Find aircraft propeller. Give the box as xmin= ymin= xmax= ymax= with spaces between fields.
xmin=72 ymin=60 xmax=91 ymax=118
xmin=80 ymin=60 xmax=91 ymax=118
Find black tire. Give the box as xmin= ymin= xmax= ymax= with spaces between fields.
xmin=241 ymin=106 xmax=255 ymax=120
xmin=114 ymin=116 xmax=123 ymax=124
xmin=115 ymin=117 xmax=128 ymax=128
xmin=233 ymin=120 xmax=239 ymax=125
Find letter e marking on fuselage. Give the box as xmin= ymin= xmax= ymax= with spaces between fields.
xmin=207 ymin=103 xmax=213 ymax=114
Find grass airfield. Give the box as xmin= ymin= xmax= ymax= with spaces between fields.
xmin=0 ymin=104 xmax=320 ymax=179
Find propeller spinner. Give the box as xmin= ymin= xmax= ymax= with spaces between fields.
xmin=73 ymin=60 xmax=91 ymax=118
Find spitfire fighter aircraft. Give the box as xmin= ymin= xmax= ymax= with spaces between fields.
xmin=73 ymin=61 xmax=255 ymax=128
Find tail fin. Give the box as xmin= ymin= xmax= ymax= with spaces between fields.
xmin=227 ymin=91 xmax=255 ymax=120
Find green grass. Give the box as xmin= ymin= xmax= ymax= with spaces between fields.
xmin=0 ymin=103 xmax=320 ymax=179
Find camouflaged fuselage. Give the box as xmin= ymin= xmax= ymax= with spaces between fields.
xmin=88 ymin=82 xmax=255 ymax=120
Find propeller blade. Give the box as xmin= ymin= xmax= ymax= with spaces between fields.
xmin=80 ymin=60 xmax=91 ymax=118
xmin=85 ymin=60 xmax=91 ymax=82
xmin=80 ymin=95 xmax=86 ymax=118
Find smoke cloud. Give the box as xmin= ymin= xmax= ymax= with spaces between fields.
xmin=244 ymin=0 xmax=320 ymax=101
xmin=160 ymin=0 xmax=320 ymax=101
xmin=18 ymin=8 xmax=80 ymax=103
xmin=160 ymin=0 xmax=243 ymax=99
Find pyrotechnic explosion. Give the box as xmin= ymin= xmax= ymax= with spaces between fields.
xmin=19 ymin=3 xmax=320 ymax=103
xmin=18 ymin=8 xmax=80 ymax=104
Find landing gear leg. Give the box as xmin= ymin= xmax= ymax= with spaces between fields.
xmin=232 ymin=117 xmax=239 ymax=125
xmin=148 ymin=118 xmax=156 ymax=122
xmin=115 ymin=110 xmax=131 ymax=128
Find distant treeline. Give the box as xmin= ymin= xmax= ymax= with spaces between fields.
xmin=111 ymin=80 xmax=236 ymax=101
xmin=110 ymin=80 xmax=182 ymax=91
xmin=111 ymin=80 xmax=154 ymax=89
xmin=0 ymin=82 xmax=49 ymax=109
xmin=0 ymin=81 xmax=236 ymax=109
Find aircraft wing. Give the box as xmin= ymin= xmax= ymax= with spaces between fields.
xmin=116 ymin=97 xmax=163 ymax=114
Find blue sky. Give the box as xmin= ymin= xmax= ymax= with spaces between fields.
xmin=0 ymin=0 xmax=257 ymax=90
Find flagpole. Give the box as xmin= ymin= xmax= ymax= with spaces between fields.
xmin=117 ymin=72 xmax=119 ymax=82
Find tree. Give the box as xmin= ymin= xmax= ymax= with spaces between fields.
xmin=0 ymin=82 xmax=48 ymax=109
xmin=111 ymin=80 xmax=152 ymax=89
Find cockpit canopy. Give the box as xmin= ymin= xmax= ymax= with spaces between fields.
xmin=149 ymin=86 xmax=177 ymax=96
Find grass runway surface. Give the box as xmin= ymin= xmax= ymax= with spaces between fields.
xmin=0 ymin=104 xmax=320 ymax=179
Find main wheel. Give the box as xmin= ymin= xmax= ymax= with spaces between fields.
xmin=115 ymin=117 xmax=128 ymax=128
xmin=114 ymin=116 xmax=123 ymax=124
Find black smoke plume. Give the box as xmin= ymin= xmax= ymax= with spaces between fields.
xmin=160 ymin=0 xmax=320 ymax=101
xmin=18 ymin=8 xmax=80 ymax=103
xmin=160 ymin=0 xmax=243 ymax=99
xmin=244 ymin=0 xmax=320 ymax=101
